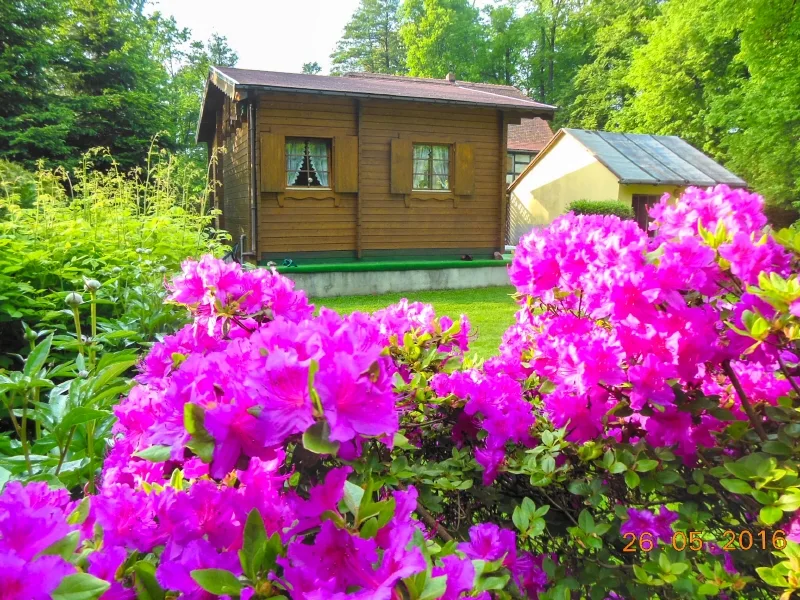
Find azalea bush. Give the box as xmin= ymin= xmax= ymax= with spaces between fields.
xmin=5 ymin=184 xmax=800 ymax=599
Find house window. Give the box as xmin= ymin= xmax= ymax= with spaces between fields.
xmin=506 ymin=151 xmax=534 ymax=185
xmin=413 ymin=144 xmax=450 ymax=190
xmin=286 ymin=138 xmax=331 ymax=187
xmin=632 ymin=194 xmax=661 ymax=232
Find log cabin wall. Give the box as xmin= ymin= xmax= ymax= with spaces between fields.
xmin=218 ymin=96 xmax=251 ymax=245
xmin=257 ymin=93 xmax=358 ymax=260
xmin=254 ymin=92 xmax=503 ymax=262
xmin=359 ymin=100 xmax=501 ymax=260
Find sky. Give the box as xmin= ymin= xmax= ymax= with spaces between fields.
xmin=147 ymin=0 xmax=493 ymax=75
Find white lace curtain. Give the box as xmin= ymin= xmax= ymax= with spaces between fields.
xmin=285 ymin=140 xmax=306 ymax=186
xmin=431 ymin=145 xmax=449 ymax=189
xmin=307 ymin=141 xmax=329 ymax=187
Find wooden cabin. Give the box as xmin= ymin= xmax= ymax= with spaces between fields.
xmin=196 ymin=67 xmax=555 ymax=264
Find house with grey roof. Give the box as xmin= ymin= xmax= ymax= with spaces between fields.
xmin=506 ymin=128 xmax=746 ymax=243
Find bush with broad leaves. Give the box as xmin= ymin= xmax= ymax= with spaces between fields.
xmin=4 ymin=185 xmax=800 ymax=600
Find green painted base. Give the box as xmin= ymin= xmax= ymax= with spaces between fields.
xmin=270 ymin=258 xmax=511 ymax=274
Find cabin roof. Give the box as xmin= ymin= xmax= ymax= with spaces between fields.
xmin=197 ymin=67 xmax=556 ymax=142
xmin=508 ymin=128 xmax=747 ymax=192
xmin=507 ymin=117 xmax=553 ymax=152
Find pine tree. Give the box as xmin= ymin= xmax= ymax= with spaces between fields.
xmin=0 ymin=0 xmax=73 ymax=167
xmin=331 ymin=0 xmax=406 ymax=74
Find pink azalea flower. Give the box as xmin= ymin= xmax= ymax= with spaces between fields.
xmin=458 ymin=523 xmax=517 ymax=567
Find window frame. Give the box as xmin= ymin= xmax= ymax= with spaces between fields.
xmin=285 ymin=137 xmax=333 ymax=189
xmin=412 ymin=143 xmax=452 ymax=192
xmin=506 ymin=151 xmax=534 ymax=185
xmin=632 ymin=194 xmax=661 ymax=233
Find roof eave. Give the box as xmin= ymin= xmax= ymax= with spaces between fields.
xmin=196 ymin=67 xmax=241 ymax=144
xmin=232 ymin=82 xmax=556 ymax=115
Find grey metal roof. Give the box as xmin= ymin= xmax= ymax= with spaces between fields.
xmin=564 ymin=129 xmax=747 ymax=187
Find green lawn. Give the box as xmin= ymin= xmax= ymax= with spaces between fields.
xmin=314 ymin=286 xmax=518 ymax=358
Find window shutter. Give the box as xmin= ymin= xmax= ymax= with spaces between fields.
xmin=390 ymin=138 xmax=413 ymax=194
xmin=334 ymin=135 xmax=359 ymax=193
xmin=454 ymin=142 xmax=475 ymax=196
xmin=260 ymin=132 xmax=285 ymax=193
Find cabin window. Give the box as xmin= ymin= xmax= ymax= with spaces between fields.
xmin=286 ymin=138 xmax=331 ymax=187
xmin=632 ymin=194 xmax=661 ymax=232
xmin=506 ymin=151 xmax=534 ymax=185
xmin=413 ymin=144 xmax=451 ymax=190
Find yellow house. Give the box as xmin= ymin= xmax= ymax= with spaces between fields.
xmin=506 ymin=128 xmax=747 ymax=243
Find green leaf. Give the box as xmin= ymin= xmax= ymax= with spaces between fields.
xmin=59 ymin=407 xmax=111 ymax=431
xmin=23 ymin=333 xmax=53 ymax=377
xmin=512 ymin=505 xmax=530 ymax=532
xmin=763 ymin=441 xmax=793 ymax=456
xmin=67 ymin=497 xmax=91 ymax=525
xmin=241 ymin=509 xmax=267 ymax=579
xmin=777 ymin=493 xmax=800 ymax=511
xmin=39 ymin=530 xmax=79 ymax=560
xmin=720 ymin=479 xmax=752 ymax=494
xmin=133 ymin=561 xmax=165 ymax=600
xmin=608 ymin=462 xmax=627 ymax=474
xmin=624 ymin=470 xmax=640 ymax=489
xmin=635 ymin=459 xmax=659 ymax=472
xmin=344 ymin=480 xmax=365 ymax=516
xmin=52 ymin=573 xmax=110 ymax=600
xmin=190 ymin=569 xmax=243 ymax=596
xmin=302 ymin=420 xmax=340 ymax=455
xmin=759 ymin=506 xmax=784 ymax=526
xmin=419 ymin=575 xmax=448 ymax=600
xmin=578 ymin=509 xmax=595 ymax=533
xmin=133 ymin=445 xmax=172 ymax=463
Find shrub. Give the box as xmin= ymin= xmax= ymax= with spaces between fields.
xmin=569 ymin=198 xmax=635 ymax=219
xmin=0 ymin=147 xmax=228 ymax=356
xmin=4 ymin=184 xmax=800 ymax=600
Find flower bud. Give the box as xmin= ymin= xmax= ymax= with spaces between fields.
xmin=157 ymin=266 xmax=167 ymax=273
xmin=111 ymin=267 xmax=122 ymax=274
xmin=83 ymin=277 xmax=101 ymax=292
xmin=65 ymin=292 xmax=84 ymax=307
xmin=78 ymin=369 xmax=89 ymax=379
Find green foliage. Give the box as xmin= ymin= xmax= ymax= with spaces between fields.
xmin=0 ymin=147 xmax=225 ymax=489
xmin=400 ymin=0 xmax=486 ymax=80
xmin=569 ymin=198 xmax=635 ymax=219
xmin=567 ymin=0 xmax=660 ymax=129
xmin=302 ymin=62 xmax=322 ymax=75
xmin=330 ymin=0 xmax=406 ymax=75
xmin=0 ymin=0 xmax=238 ymax=174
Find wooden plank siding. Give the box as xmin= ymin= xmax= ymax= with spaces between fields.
xmin=220 ymin=96 xmax=251 ymax=244
xmin=248 ymin=92 xmax=503 ymax=260
xmin=257 ymin=93 xmax=357 ymax=255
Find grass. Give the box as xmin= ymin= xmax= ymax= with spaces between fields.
xmin=314 ymin=286 xmax=518 ymax=358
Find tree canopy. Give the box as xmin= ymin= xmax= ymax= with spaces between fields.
xmin=2 ymin=0 xmax=799 ymax=208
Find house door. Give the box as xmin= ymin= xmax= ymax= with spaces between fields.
xmin=632 ymin=194 xmax=661 ymax=233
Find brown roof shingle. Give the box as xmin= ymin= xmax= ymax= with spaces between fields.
xmin=213 ymin=66 xmax=556 ymax=113
xmin=507 ymin=118 xmax=554 ymax=152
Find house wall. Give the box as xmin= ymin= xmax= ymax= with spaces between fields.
xmin=359 ymin=99 xmax=502 ymax=259
xmin=257 ymin=93 xmax=358 ymax=258
xmin=218 ymin=96 xmax=251 ymax=245
xmin=252 ymin=92 xmax=504 ymax=262
xmin=508 ymin=133 xmax=619 ymax=242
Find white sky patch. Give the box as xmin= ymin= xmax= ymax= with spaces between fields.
xmin=148 ymin=0 xmax=495 ymax=75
